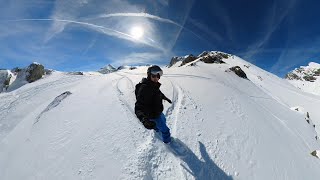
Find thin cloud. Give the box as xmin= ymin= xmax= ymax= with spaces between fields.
xmin=188 ymin=18 xmax=224 ymax=44
xmin=111 ymin=52 xmax=168 ymax=66
xmin=244 ymin=0 xmax=298 ymax=60
xmin=88 ymin=11 xmax=204 ymax=46
xmin=271 ymin=38 xmax=320 ymax=76
xmin=6 ymin=18 xmax=166 ymax=52
xmin=82 ymin=35 xmax=98 ymax=56
xmin=91 ymin=13 xmax=180 ymax=27
xmin=168 ymin=0 xmax=195 ymax=51
xmin=157 ymin=0 xmax=169 ymax=6
xmin=212 ymin=1 xmax=234 ymax=42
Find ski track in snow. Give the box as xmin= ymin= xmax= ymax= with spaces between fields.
xmin=171 ymin=80 xmax=236 ymax=179
xmin=119 ymin=70 xmax=236 ymax=179
xmin=0 ymin=75 xmax=83 ymax=141
xmin=113 ymin=72 xmax=187 ymax=180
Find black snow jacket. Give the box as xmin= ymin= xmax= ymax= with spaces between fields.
xmin=135 ymin=78 xmax=169 ymax=122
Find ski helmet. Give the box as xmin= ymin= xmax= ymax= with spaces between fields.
xmin=147 ymin=65 xmax=163 ymax=77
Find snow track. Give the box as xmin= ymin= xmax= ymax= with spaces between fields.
xmin=0 ymin=73 xmax=84 ymax=141
xmin=114 ymin=72 xmax=185 ymax=180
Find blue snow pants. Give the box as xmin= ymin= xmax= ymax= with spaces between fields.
xmin=150 ymin=113 xmax=171 ymax=143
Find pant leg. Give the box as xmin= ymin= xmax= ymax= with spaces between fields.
xmin=151 ymin=113 xmax=171 ymax=143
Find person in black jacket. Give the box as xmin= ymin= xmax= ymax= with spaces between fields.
xmin=135 ymin=65 xmax=172 ymax=143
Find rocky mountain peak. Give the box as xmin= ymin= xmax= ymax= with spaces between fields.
xmin=168 ymin=51 xmax=230 ymax=68
xmin=285 ymin=62 xmax=320 ymax=82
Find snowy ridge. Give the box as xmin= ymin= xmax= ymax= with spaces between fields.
xmin=285 ymin=62 xmax=320 ymax=95
xmin=1 ymin=55 xmax=320 ymax=179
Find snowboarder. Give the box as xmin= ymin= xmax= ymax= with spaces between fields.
xmin=135 ymin=65 xmax=172 ymax=143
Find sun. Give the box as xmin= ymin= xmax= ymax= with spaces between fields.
xmin=130 ymin=26 xmax=144 ymax=40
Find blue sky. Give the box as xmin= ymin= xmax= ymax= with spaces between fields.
xmin=0 ymin=0 xmax=319 ymax=77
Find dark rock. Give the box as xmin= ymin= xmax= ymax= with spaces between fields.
xmin=198 ymin=51 xmax=209 ymax=57
xmin=4 ymin=74 xmax=11 ymax=86
xmin=303 ymin=75 xmax=316 ymax=82
xmin=311 ymin=150 xmax=319 ymax=158
xmin=229 ymin=66 xmax=248 ymax=79
xmin=314 ymin=69 xmax=320 ymax=76
xmin=217 ymin=52 xmax=230 ymax=59
xmin=200 ymin=55 xmax=225 ymax=64
xmin=68 ymin=72 xmax=84 ymax=75
xmin=169 ymin=56 xmax=181 ymax=67
xmin=11 ymin=67 xmax=22 ymax=74
xmin=285 ymin=73 xmax=301 ymax=80
xmin=26 ymin=63 xmax=45 ymax=83
xmin=169 ymin=51 xmax=229 ymax=67
xmin=180 ymin=54 xmax=197 ymax=66
xmin=45 ymin=69 xmax=53 ymax=75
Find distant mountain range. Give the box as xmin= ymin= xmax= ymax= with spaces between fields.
xmin=1 ymin=52 xmax=319 ymax=97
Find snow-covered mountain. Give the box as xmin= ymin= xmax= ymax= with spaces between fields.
xmin=0 ymin=62 xmax=49 ymax=93
xmin=168 ymin=51 xmax=229 ymax=68
xmin=98 ymin=64 xmax=117 ymax=74
xmin=1 ymin=53 xmax=320 ymax=180
xmin=285 ymin=62 xmax=320 ymax=95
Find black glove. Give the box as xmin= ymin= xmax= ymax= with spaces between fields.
xmin=163 ymin=96 xmax=172 ymax=104
xmin=142 ymin=118 xmax=156 ymax=130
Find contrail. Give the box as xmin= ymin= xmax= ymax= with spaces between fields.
xmin=93 ymin=12 xmax=181 ymax=27
xmin=87 ymin=12 xmax=204 ymax=41
xmin=4 ymin=18 xmax=165 ymax=51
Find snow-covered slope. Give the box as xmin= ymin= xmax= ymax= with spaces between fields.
xmin=1 ymin=55 xmax=320 ymax=180
xmin=285 ymin=62 xmax=320 ymax=96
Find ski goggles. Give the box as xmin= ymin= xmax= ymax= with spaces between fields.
xmin=151 ymin=73 xmax=161 ymax=79
xmin=150 ymin=70 xmax=163 ymax=78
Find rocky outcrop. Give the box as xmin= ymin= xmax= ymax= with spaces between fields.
xmin=285 ymin=62 xmax=320 ymax=82
xmin=169 ymin=57 xmax=182 ymax=67
xmin=169 ymin=51 xmax=229 ymax=67
xmin=0 ymin=70 xmax=12 ymax=92
xmin=199 ymin=55 xmax=225 ymax=64
xmin=311 ymin=150 xmax=320 ymax=158
xmin=169 ymin=54 xmax=197 ymax=67
xmin=0 ymin=62 xmax=48 ymax=93
xmin=285 ymin=73 xmax=302 ymax=80
xmin=229 ymin=66 xmax=248 ymax=79
xmin=26 ymin=63 xmax=45 ymax=83
xmin=68 ymin=72 xmax=84 ymax=75
xmin=180 ymin=54 xmax=197 ymax=66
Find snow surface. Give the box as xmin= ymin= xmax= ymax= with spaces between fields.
xmin=1 ymin=56 xmax=320 ymax=180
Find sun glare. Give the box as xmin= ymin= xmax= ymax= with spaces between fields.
xmin=130 ymin=26 xmax=144 ymax=40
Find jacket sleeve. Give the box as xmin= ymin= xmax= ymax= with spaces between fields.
xmin=160 ymin=91 xmax=170 ymax=101
xmin=135 ymin=85 xmax=153 ymax=121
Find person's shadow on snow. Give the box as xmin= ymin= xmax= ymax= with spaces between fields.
xmin=174 ymin=140 xmax=233 ymax=180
